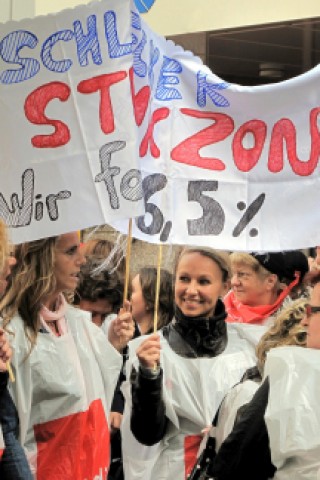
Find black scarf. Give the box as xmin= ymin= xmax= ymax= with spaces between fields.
xmin=162 ymin=299 xmax=227 ymax=358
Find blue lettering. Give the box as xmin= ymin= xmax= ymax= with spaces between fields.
xmin=104 ymin=11 xmax=132 ymax=58
xmin=148 ymin=39 xmax=159 ymax=88
xmin=73 ymin=15 xmax=102 ymax=67
xmin=156 ymin=56 xmax=182 ymax=101
xmin=41 ymin=30 xmax=74 ymax=73
xmin=131 ymin=11 xmax=141 ymax=31
xmin=197 ymin=71 xmax=230 ymax=108
xmin=133 ymin=30 xmax=147 ymax=77
xmin=0 ymin=30 xmax=40 ymax=84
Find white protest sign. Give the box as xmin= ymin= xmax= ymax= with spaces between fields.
xmin=0 ymin=0 xmax=144 ymax=244
xmin=112 ymin=13 xmax=320 ymax=251
xmin=1 ymin=0 xmax=320 ymax=251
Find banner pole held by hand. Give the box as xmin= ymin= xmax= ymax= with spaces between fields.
xmin=7 ymin=361 xmax=15 ymax=383
xmin=153 ymin=243 xmax=163 ymax=333
xmin=123 ymin=218 xmax=133 ymax=303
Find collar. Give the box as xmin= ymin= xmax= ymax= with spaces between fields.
xmin=162 ymin=299 xmax=227 ymax=358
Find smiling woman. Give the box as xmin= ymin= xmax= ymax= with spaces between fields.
xmin=0 ymin=232 xmax=135 ymax=479
xmin=121 ymin=246 xmax=259 ymax=480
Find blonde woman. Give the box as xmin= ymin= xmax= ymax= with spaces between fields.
xmin=255 ymin=298 xmax=306 ymax=372
xmin=0 ymin=219 xmax=33 ymax=479
xmin=225 ymin=251 xmax=308 ymax=325
xmin=123 ymin=247 xmax=257 ymax=480
xmin=0 ymin=231 xmax=134 ymax=480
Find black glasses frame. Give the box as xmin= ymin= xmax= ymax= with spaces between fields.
xmin=305 ymin=304 xmax=320 ymax=317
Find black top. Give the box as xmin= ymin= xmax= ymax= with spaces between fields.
xmin=209 ymin=378 xmax=276 ymax=480
xmin=162 ymin=299 xmax=227 ymax=358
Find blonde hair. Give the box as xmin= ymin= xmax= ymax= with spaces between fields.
xmin=175 ymin=247 xmax=231 ymax=283
xmin=230 ymin=252 xmax=270 ymax=277
xmin=230 ymin=252 xmax=281 ymax=294
xmin=256 ymin=298 xmax=307 ymax=373
xmin=137 ymin=267 xmax=174 ymax=331
xmin=0 ymin=220 xmax=10 ymax=274
xmin=0 ymin=236 xmax=58 ymax=349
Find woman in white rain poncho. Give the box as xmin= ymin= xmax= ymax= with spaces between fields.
xmin=122 ymin=247 xmax=263 ymax=480
xmin=0 ymin=232 xmax=135 ymax=480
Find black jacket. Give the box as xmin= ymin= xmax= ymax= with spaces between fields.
xmin=209 ymin=377 xmax=276 ymax=480
xmin=130 ymin=300 xmax=228 ymax=446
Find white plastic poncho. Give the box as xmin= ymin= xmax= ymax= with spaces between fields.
xmin=121 ymin=323 xmax=263 ymax=480
xmin=264 ymin=346 xmax=320 ymax=480
xmin=4 ymin=305 xmax=122 ymax=480
xmin=214 ymin=379 xmax=259 ymax=451
xmin=0 ymin=424 xmax=4 ymax=459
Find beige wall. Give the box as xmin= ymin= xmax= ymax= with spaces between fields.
xmin=0 ymin=0 xmax=34 ymax=22
xmin=34 ymin=0 xmax=91 ymax=16
xmin=143 ymin=0 xmax=320 ymax=35
xmin=4 ymin=0 xmax=319 ymax=35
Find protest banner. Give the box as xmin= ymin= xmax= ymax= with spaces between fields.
xmin=0 ymin=0 xmax=144 ymax=244
xmin=0 ymin=0 xmax=320 ymax=250
xmin=113 ymin=9 xmax=320 ymax=251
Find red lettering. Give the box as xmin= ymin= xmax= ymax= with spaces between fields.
xmin=171 ymin=109 xmax=234 ymax=171
xmin=24 ymin=82 xmax=71 ymax=148
xmin=77 ymin=72 xmax=127 ymax=135
xmin=140 ymin=108 xmax=170 ymax=158
xmin=129 ymin=67 xmax=150 ymax=126
xmin=233 ymin=120 xmax=267 ymax=172
xmin=268 ymin=107 xmax=320 ymax=176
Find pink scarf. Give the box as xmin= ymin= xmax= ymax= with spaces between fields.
xmin=40 ymin=293 xmax=68 ymax=336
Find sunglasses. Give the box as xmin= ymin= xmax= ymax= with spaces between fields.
xmin=305 ymin=304 xmax=320 ymax=317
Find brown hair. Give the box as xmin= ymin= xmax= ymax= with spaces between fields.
xmin=74 ymin=256 xmax=123 ymax=313
xmin=175 ymin=247 xmax=231 ymax=283
xmin=0 ymin=236 xmax=58 ymax=349
xmin=138 ymin=267 xmax=174 ymax=331
xmin=0 ymin=220 xmax=9 ymax=274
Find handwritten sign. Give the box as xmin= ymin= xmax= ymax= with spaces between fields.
xmin=0 ymin=0 xmax=144 ymax=244
xmin=113 ymin=11 xmax=320 ymax=251
xmin=0 ymin=0 xmax=320 ymax=250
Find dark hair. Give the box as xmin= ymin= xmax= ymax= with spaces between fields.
xmin=74 ymin=257 xmax=123 ymax=313
xmin=82 ymin=239 xmax=126 ymax=279
xmin=138 ymin=267 xmax=174 ymax=330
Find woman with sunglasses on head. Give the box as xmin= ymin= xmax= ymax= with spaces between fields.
xmin=207 ymin=299 xmax=307 ymax=480
xmin=204 ymin=279 xmax=320 ymax=480
xmin=262 ymin=283 xmax=320 ymax=480
xmin=0 ymin=231 xmax=135 ymax=480
xmin=122 ymin=247 xmax=258 ymax=480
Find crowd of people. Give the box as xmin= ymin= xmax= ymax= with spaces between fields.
xmin=0 ymin=222 xmax=319 ymax=480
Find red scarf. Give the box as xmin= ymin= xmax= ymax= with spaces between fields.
xmin=225 ymin=275 xmax=299 ymax=325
